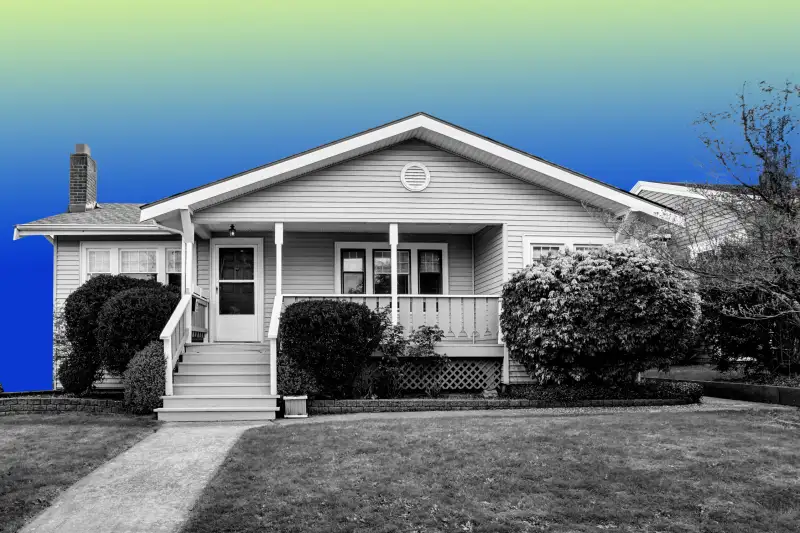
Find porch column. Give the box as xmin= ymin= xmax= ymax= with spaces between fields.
xmin=180 ymin=209 xmax=195 ymax=340
xmin=271 ymin=222 xmax=283 ymax=396
xmin=389 ymin=223 xmax=398 ymax=325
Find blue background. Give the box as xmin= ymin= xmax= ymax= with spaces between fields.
xmin=1 ymin=0 xmax=797 ymax=391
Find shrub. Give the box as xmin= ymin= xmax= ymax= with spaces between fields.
xmin=0 ymin=383 xmax=3 ymax=394
xmin=277 ymin=354 xmax=320 ymax=397
xmin=57 ymin=350 xmax=103 ymax=395
xmin=123 ymin=341 xmax=165 ymax=414
xmin=279 ymin=299 xmax=384 ymax=398
xmin=63 ymin=274 xmax=163 ymax=362
xmin=96 ymin=285 xmax=181 ymax=374
xmin=502 ymin=380 xmax=702 ymax=403
xmin=501 ymin=245 xmax=700 ymax=385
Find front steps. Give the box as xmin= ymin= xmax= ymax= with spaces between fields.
xmin=156 ymin=343 xmax=278 ymax=422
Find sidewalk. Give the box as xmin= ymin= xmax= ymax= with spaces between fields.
xmin=20 ymin=423 xmax=258 ymax=533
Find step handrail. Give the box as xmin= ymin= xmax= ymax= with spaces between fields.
xmin=160 ymin=294 xmax=192 ymax=396
xmin=266 ymin=296 xmax=283 ymax=395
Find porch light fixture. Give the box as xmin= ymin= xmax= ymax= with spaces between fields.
xmin=228 ymin=224 xmax=236 ymax=237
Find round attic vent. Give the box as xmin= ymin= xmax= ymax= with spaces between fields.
xmin=400 ymin=162 xmax=431 ymax=192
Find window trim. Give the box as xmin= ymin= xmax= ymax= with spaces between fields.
xmin=522 ymin=235 xmax=614 ymax=266
xmin=79 ymin=241 xmax=182 ymax=285
xmin=333 ymin=241 xmax=448 ymax=295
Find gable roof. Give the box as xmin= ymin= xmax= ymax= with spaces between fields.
xmin=13 ymin=203 xmax=176 ymax=240
xmin=140 ymin=113 xmax=681 ymax=224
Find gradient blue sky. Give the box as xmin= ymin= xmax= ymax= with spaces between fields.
xmin=1 ymin=1 xmax=797 ymax=391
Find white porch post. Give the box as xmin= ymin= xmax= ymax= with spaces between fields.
xmin=389 ymin=223 xmax=398 ymax=325
xmin=180 ymin=209 xmax=195 ymax=340
xmin=271 ymin=222 xmax=284 ymax=396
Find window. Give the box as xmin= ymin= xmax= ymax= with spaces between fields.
xmin=120 ymin=250 xmax=157 ymax=281
xmin=86 ymin=250 xmax=111 ymax=280
xmin=218 ymin=247 xmax=255 ymax=315
xmin=529 ymin=244 xmax=562 ymax=263
xmin=418 ymin=250 xmax=442 ymax=294
xmin=373 ymin=250 xmax=410 ymax=294
xmin=341 ymin=249 xmax=366 ymax=294
xmin=167 ymin=249 xmax=182 ymax=289
xmin=574 ymin=244 xmax=603 ymax=252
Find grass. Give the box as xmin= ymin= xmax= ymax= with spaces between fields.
xmin=0 ymin=413 xmax=158 ymax=533
xmin=182 ymin=409 xmax=800 ymax=533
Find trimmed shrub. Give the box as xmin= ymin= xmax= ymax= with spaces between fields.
xmin=96 ymin=285 xmax=181 ymax=374
xmin=277 ymin=354 xmax=320 ymax=397
xmin=57 ymin=350 xmax=103 ymax=395
xmin=279 ymin=299 xmax=384 ymax=398
xmin=502 ymin=381 xmax=702 ymax=403
xmin=501 ymin=245 xmax=699 ymax=385
xmin=123 ymin=341 xmax=165 ymax=414
xmin=64 ymin=274 xmax=163 ymax=361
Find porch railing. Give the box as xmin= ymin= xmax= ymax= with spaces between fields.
xmin=160 ymin=291 xmax=210 ymax=396
xmin=281 ymin=294 xmax=500 ymax=343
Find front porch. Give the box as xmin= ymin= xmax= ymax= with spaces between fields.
xmin=158 ymin=219 xmax=510 ymax=421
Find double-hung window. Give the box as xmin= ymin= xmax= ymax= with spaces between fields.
xmin=528 ymin=244 xmax=563 ymax=263
xmin=167 ymin=249 xmax=182 ymax=288
xmin=120 ymin=250 xmax=157 ymax=281
xmin=418 ymin=250 xmax=443 ymax=294
xmin=86 ymin=250 xmax=111 ymax=280
xmin=341 ymin=249 xmax=366 ymax=294
xmin=373 ymin=250 xmax=410 ymax=294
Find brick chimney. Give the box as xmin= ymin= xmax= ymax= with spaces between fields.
xmin=68 ymin=144 xmax=97 ymax=212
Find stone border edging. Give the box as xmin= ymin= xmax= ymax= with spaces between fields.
xmin=647 ymin=377 xmax=800 ymax=407
xmin=309 ymin=397 xmax=692 ymax=414
xmin=0 ymin=397 xmax=127 ymax=416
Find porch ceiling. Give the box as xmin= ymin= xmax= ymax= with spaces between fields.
xmin=201 ymin=221 xmax=491 ymax=235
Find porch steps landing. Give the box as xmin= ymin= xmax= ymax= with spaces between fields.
xmin=156 ymin=343 xmax=278 ymax=422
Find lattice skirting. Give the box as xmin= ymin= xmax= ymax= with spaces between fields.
xmin=367 ymin=358 xmax=502 ymax=392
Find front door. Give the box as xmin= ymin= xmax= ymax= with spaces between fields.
xmin=212 ymin=238 xmax=262 ymax=342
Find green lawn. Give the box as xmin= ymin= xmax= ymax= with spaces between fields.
xmin=183 ymin=409 xmax=800 ymax=533
xmin=0 ymin=413 xmax=159 ymax=533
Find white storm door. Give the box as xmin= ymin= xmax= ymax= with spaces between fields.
xmin=212 ymin=240 xmax=262 ymax=342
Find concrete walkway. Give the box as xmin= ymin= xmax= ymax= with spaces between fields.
xmin=21 ymin=423 xmax=260 ymax=533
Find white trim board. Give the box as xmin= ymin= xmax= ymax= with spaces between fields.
xmin=140 ymin=113 xmax=681 ymax=224
xmin=333 ymin=241 xmax=449 ymax=295
xmin=521 ymin=235 xmax=615 ymax=266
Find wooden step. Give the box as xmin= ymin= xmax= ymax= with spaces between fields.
xmin=181 ymin=352 xmax=268 ymax=364
xmin=173 ymin=383 xmax=271 ymax=395
xmin=156 ymin=406 xmax=277 ymax=422
xmin=173 ymin=372 xmax=269 ymax=385
xmin=178 ymin=362 xmax=268 ymax=374
xmin=162 ymin=395 xmax=279 ymax=409
xmin=185 ymin=343 xmax=268 ymax=354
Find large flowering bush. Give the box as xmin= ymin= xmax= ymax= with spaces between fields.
xmin=501 ymin=245 xmax=699 ymax=384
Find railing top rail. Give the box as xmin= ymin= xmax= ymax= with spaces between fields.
xmin=160 ymin=294 xmax=191 ymax=340
xmin=283 ymin=294 xmax=501 ymax=299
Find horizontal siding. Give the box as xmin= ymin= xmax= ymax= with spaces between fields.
xmin=195 ymin=140 xmax=616 ymax=278
xmin=196 ymin=239 xmax=210 ymax=296
xmin=473 ymin=225 xmax=504 ymax=295
xmin=281 ymin=232 xmax=473 ymax=295
xmin=55 ymin=238 xmax=81 ymax=307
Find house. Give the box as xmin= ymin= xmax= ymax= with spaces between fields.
xmin=14 ymin=113 xmax=680 ymax=421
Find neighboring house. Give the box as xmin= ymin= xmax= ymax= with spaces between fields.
xmin=14 ymin=113 xmax=680 ymax=421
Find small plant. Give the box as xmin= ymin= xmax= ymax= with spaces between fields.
xmin=123 ymin=341 xmax=165 ymax=414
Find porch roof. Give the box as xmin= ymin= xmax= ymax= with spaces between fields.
xmin=140 ymin=113 xmax=683 ymax=226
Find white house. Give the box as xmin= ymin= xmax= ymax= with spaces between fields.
xmin=14 ymin=113 xmax=681 ymax=421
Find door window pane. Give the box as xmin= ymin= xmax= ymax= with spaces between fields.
xmin=219 ymin=283 xmax=255 ymax=315
xmin=341 ymin=249 xmax=365 ymax=294
xmin=418 ymin=250 xmax=442 ymax=294
xmin=219 ymin=248 xmax=254 ymax=281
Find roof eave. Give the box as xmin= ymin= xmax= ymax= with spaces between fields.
xmin=13 ymin=224 xmax=178 ymax=240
